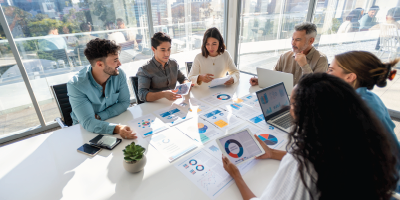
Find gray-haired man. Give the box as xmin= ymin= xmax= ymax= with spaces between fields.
xmin=250 ymin=22 xmax=328 ymax=86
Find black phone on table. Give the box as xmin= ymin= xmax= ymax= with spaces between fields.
xmin=77 ymin=144 xmax=102 ymax=156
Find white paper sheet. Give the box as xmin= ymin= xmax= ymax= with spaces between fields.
xmin=149 ymin=128 xmax=198 ymax=162
xmin=175 ymin=117 xmax=224 ymax=144
xmin=237 ymin=124 xmax=287 ymax=150
xmin=238 ymin=93 xmax=261 ymax=109
xmin=174 ymin=98 xmax=213 ymax=114
xmin=219 ymin=100 xmax=262 ymax=120
xmin=172 ymin=82 xmax=192 ymax=95
xmin=200 ymin=108 xmax=244 ymax=132
xmin=153 ymin=104 xmax=193 ymax=126
xmin=246 ymin=113 xmax=270 ymax=130
xmin=128 ymin=114 xmax=169 ymax=138
xmin=200 ymin=92 xmax=234 ymax=107
xmin=174 ymin=149 xmax=257 ymax=199
xmin=208 ymin=75 xmax=231 ymax=88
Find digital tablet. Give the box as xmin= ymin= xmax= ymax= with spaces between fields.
xmin=216 ymin=128 xmax=265 ymax=166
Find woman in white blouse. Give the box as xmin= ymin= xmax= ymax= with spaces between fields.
xmin=223 ymin=73 xmax=398 ymax=200
xmin=188 ymin=27 xmax=239 ymax=86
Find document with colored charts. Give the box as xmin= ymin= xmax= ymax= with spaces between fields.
xmin=128 ymin=114 xmax=169 ymax=138
xmin=200 ymin=92 xmax=234 ymax=107
xmin=175 ymin=117 xmax=224 ymax=144
xmin=238 ymin=93 xmax=261 ymax=110
xmin=172 ymin=82 xmax=192 ymax=95
xmin=236 ymin=124 xmax=287 ymax=150
xmin=149 ymin=127 xmax=198 ymax=162
xmin=245 ymin=112 xmax=270 ymax=130
xmin=174 ymin=149 xmax=257 ymax=199
xmin=153 ymin=104 xmax=193 ymax=126
xmin=174 ymin=98 xmax=213 ymax=114
xmin=219 ymin=100 xmax=262 ymax=120
xmin=200 ymin=108 xmax=244 ymax=132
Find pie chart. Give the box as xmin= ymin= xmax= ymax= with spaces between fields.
xmin=258 ymin=134 xmax=278 ymax=145
xmin=217 ymin=94 xmax=231 ymax=100
xmin=198 ymin=123 xmax=208 ymax=133
xmin=225 ymin=139 xmax=244 ymax=158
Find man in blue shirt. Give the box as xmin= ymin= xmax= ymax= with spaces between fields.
xmin=359 ymin=6 xmax=379 ymax=31
xmin=38 ymin=27 xmax=68 ymax=51
xmin=67 ymin=38 xmax=137 ymax=139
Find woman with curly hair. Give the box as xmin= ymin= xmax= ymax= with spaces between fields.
xmin=222 ymin=73 xmax=398 ymax=200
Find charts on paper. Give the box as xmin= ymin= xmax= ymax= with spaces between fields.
xmin=174 ymin=98 xmax=213 ymax=114
xmin=153 ymin=104 xmax=193 ymax=126
xmin=219 ymin=100 xmax=262 ymax=120
xmin=200 ymin=92 xmax=234 ymax=107
xmin=128 ymin=114 xmax=169 ymax=138
xmin=175 ymin=117 xmax=224 ymax=144
xmin=174 ymin=149 xmax=256 ymax=199
xmin=149 ymin=128 xmax=197 ymax=162
xmin=200 ymin=108 xmax=244 ymax=132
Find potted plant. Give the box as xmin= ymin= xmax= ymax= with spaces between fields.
xmin=123 ymin=142 xmax=147 ymax=173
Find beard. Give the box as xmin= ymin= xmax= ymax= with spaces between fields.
xmin=103 ymin=64 xmax=119 ymax=76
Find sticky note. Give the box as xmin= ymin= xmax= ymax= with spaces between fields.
xmin=234 ymin=98 xmax=243 ymax=103
xmin=214 ymin=120 xmax=228 ymax=128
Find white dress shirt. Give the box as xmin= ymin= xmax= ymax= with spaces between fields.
xmin=188 ymin=50 xmax=240 ymax=85
xmin=250 ymin=153 xmax=318 ymax=200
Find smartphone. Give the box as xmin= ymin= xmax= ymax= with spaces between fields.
xmin=77 ymin=144 xmax=102 ymax=156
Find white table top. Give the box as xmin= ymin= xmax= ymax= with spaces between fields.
xmin=0 ymin=73 xmax=285 ymax=200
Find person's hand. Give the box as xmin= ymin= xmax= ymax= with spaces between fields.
xmin=115 ymin=125 xmax=137 ymax=139
xmin=250 ymin=77 xmax=259 ymax=86
xmin=224 ymin=77 xmax=234 ymax=85
xmin=199 ymin=74 xmax=214 ymax=83
xmin=294 ymin=51 xmax=307 ymax=67
xmin=254 ymin=134 xmax=274 ymax=159
xmin=163 ymin=91 xmax=182 ymax=100
xmin=222 ymin=155 xmax=242 ymax=180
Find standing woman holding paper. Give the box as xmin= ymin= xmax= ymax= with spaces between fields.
xmin=188 ymin=27 xmax=240 ymax=86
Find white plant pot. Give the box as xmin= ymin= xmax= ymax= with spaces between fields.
xmin=123 ymin=155 xmax=147 ymax=173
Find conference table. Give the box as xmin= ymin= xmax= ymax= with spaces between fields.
xmin=0 ymin=73 xmax=286 ymax=200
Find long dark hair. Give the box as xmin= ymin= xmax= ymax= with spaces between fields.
xmin=201 ymin=27 xmax=225 ymax=58
xmin=287 ymin=73 xmax=398 ymax=200
xmin=346 ymin=8 xmax=363 ymax=22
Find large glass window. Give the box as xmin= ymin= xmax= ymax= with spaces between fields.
xmin=313 ymin=0 xmax=400 ymax=112
xmin=237 ymin=0 xmax=310 ymax=74
xmin=0 ymin=0 xmax=151 ymax=134
xmin=150 ymin=0 xmax=226 ymax=74
xmin=0 ymin=27 xmax=41 ymax=135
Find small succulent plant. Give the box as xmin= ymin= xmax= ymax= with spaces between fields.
xmin=123 ymin=142 xmax=145 ymax=163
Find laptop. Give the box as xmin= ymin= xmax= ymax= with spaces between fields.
xmin=256 ymin=67 xmax=294 ymax=95
xmin=256 ymin=82 xmax=294 ymax=133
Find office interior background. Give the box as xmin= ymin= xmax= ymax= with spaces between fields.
xmin=0 ymin=0 xmax=399 ymax=143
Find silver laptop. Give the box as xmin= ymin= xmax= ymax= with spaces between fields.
xmin=256 ymin=82 xmax=294 ymax=133
xmin=256 ymin=67 xmax=294 ymax=95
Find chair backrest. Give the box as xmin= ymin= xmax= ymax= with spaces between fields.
xmin=379 ymin=23 xmax=400 ymax=49
xmin=185 ymin=62 xmax=193 ymax=76
xmin=130 ymin=76 xmax=144 ymax=104
xmin=51 ymin=83 xmax=73 ymax=126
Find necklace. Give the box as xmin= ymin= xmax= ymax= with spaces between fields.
xmin=210 ymin=55 xmax=217 ymax=65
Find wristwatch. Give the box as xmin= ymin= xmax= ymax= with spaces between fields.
xmin=95 ymin=114 xmax=101 ymax=120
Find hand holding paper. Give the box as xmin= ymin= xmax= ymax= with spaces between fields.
xmin=172 ymin=82 xmax=192 ymax=95
xmin=209 ymin=75 xmax=231 ymax=88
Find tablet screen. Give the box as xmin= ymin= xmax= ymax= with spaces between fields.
xmin=218 ymin=130 xmax=263 ymax=165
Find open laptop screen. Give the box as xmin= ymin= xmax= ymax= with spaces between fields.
xmin=256 ymin=82 xmax=290 ymax=119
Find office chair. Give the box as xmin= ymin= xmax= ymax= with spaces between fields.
xmin=130 ymin=76 xmax=144 ymax=104
xmin=185 ymin=62 xmax=193 ymax=76
xmin=51 ymin=83 xmax=73 ymax=128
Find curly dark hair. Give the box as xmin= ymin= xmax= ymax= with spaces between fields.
xmin=84 ymin=38 xmax=121 ymax=66
xmin=201 ymin=27 xmax=225 ymax=58
xmin=288 ymin=73 xmax=398 ymax=200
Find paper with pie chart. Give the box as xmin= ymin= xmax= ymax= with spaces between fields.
xmin=217 ymin=129 xmax=263 ymax=166
xmin=129 ymin=114 xmax=169 ymax=138
xmin=237 ymin=124 xmax=286 ymax=150
xmin=175 ymin=118 xmax=224 ymax=144
xmin=149 ymin=127 xmax=198 ymax=162
xmin=200 ymin=92 xmax=234 ymax=107
xmin=153 ymin=104 xmax=193 ymax=126
xmin=200 ymin=108 xmax=244 ymax=132
xmin=174 ymin=149 xmax=256 ymax=199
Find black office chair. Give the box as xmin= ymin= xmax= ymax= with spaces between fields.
xmin=185 ymin=62 xmax=193 ymax=76
xmin=51 ymin=83 xmax=73 ymax=128
xmin=130 ymin=76 xmax=144 ymax=104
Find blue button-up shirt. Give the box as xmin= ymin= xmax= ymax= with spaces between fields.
xmin=67 ymin=66 xmax=130 ymax=134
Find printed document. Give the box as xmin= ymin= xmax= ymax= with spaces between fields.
xmin=128 ymin=114 xmax=169 ymax=138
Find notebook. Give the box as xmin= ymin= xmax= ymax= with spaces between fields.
xmin=89 ymin=135 xmax=122 ymax=150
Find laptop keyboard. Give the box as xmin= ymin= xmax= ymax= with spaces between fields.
xmin=271 ymin=113 xmax=292 ymax=129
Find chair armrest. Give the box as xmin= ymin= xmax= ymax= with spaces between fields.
xmin=55 ymin=117 xmax=68 ymax=129
xmin=392 ymin=192 xmax=400 ymax=200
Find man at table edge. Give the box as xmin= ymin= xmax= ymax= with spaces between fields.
xmin=67 ymin=38 xmax=137 ymax=139
xmin=250 ymin=22 xmax=328 ymax=86
xmin=136 ymin=32 xmax=190 ymax=102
